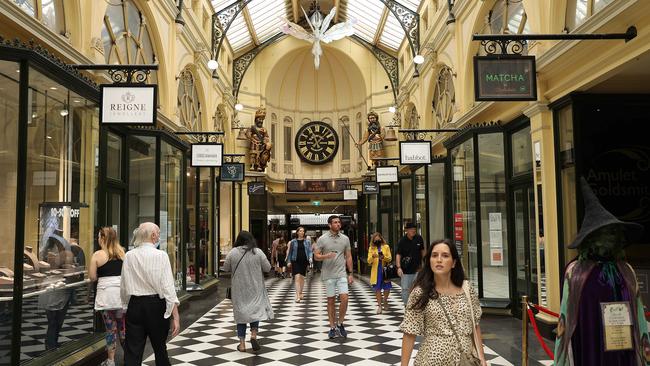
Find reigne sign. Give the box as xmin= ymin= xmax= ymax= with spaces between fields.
xmin=400 ymin=141 xmax=432 ymax=165
xmin=100 ymin=85 xmax=157 ymax=125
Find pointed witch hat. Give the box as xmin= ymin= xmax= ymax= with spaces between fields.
xmin=568 ymin=177 xmax=644 ymax=249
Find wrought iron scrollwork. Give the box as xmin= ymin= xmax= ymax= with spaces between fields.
xmin=108 ymin=68 xmax=151 ymax=84
xmin=399 ymin=128 xmax=459 ymax=141
xmin=350 ymin=35 xmax=399 ymax=101
xmin=480 ymin=39 xmax=527 ymax=55
xmin=212 ymin=0 xmax=254 ymax=65
xmin=380 ymin=0 xmax=420 ymax=56
xmin=224 ymin=154 xmax=244 ymax=163
xmin=232 ymin=34 xmax=286 ymax=98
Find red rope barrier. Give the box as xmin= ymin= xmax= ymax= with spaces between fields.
xmin=529 ymin=303 xmax=560 ymax=318
xmin=526 ymin=305 xmax=555 ymax=360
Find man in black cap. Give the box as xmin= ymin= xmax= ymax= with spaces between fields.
xmin=554 ymin=177 xmax=649 ymax=366
xmin=396 ymin=222 xmax=425 ymax=305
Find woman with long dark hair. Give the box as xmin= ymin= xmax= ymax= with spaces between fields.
xmin=89 ymin=227 xmax=126 ymax=366
xmin=223 ymin=231 xmax=274 ymax=352
xmin=286 ymin=226 xmax=312 ymax=302
xmin=400 ymin=239 xmax=487 ymax=366
xmin=367 ymin=232 xmax=392 ymax=314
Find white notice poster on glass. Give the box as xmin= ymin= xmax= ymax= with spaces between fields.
xmin=489 ymin=212 xmax=502 ymax=231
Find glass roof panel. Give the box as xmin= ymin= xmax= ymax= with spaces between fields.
xmin=248 ymin=0 xmax=288 ymax=43
xmin=379 ymin=12 xmax=406 ymax=50
xmin=211 ymin=0 xmax=237 ymax=13
xmin=227 ymin=12 xmax=253 ymax=51
xmin=344 ymin=0 xmax=384 ymax=44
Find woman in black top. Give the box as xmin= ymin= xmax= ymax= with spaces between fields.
xmin=287 ymin=227 xmax=313 ymax=302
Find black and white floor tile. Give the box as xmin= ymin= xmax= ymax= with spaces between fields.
xmin=144 ymin=273 xmax=544 ymax=365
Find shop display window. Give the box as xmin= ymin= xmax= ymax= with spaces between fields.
xmin=0 ymin=60 xmax=20 ymax=365
xmin=127 ymin=135 xmax=156 ymax=248
xmin=427 ymin=163 xmax=445 ymax=242
xmin=160 ymin=141 xmax=183 ymax=290
xmin=478 ymin=133 xmax=510 ymax=299
xmin=415 ymin=167 xmax=427 ymax=245
xmin=20 ymin=67 xmax=98 ymax=361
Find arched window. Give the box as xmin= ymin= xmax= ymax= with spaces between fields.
xmin=177 ymin=68 xmax=201 ymax=131
xmin=432 ymin=66 xmax=455 ymax=129
xmin=566 ymin=0 xmax=614 ymax=31
xmin=13 ymin=0 xmax=66 ymax=36
xmin=482 ymin=0 xmax=530 ymax=35
xmin=101 ymin=0 xmax=157 ymax=70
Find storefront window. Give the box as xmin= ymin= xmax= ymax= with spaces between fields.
xmin=401 ymin=175 xmax=414 ymax=226
xmin=451 ymin=139 xmax=478 ymax=288
xmin=478 ymin=133 xmax=509 ymax=299
xmin=511 ymin=126 xmax=532 ymax=176
xmin=557 ymin=105 xmax=577 ymax=269
xmin=186 ymin=164 xmax=197 ymax=289
xmin=415 ymin=167 xmax=427 ymax=244
xmin=160 ymin=141 xmax=183 ymax=291
xmin=368 ymin=193 xmax=377 ymax=237
xmin=106 ymin=132 xmax=122 ymax=180
xmin=0 ymin=60 xmax=20 ymax=364
xmin=198 ymin=168 xmax=212 ymax=283
xmin=127 ymin=135 xmax=156 ymax=248
xmin=219 ymin=182 xmax=232 ymax=264
xmin=427 ymin=163 xmax=445 ymax=241
xmin=21 ymin=67 xmax=99 ymax=361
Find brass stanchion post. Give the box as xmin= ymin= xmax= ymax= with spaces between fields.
xmin=522 ymin=295 xmax=529 ymax=366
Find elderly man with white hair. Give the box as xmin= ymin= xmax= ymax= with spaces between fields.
xmin=120 ymin=222 xmax=180 ymax=366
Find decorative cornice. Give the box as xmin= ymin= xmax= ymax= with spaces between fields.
xmin=523 ymin=102 xmax=550 ymax=118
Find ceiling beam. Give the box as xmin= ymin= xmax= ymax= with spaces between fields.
xmin=291 ymin=0 xmax=300 ymax=22
xmin=241 ymin=6 xmax=260 ymax=46
xmin=373 ymin=7 xmax=389 ymax=45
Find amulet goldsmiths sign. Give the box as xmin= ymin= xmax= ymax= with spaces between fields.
xmin=100 ymin=84 xmax=157 ymax=125
xmin=474 ymin=55 xmax=537 ymax=101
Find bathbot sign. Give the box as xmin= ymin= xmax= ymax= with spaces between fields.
xmin=100 ymin=85 xmax=157 ymax=124
xmin=400 ymin=141 xmax=432 ymax=165
xmin=474 ymin=56 xmax=536 ymax=101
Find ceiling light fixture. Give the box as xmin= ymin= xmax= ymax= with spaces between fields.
xmin=207 ymin=59 xmax=218 ymax=70
xmin=413 ymin=55 xmax=425 ymax=64
xmin=59 ymin=109 xmax=69 ymax=117
xmin=388 ymin=106 xmax=396 ymax=113
xmin=235 ymin=103 xmax=243 ymax=111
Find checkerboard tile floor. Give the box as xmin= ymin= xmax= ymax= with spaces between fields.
xmin=144 ymin=273 xmax=546 ymax=365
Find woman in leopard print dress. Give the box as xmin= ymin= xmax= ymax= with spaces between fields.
xmin=400 ymin=239 xmax=487 ymax=366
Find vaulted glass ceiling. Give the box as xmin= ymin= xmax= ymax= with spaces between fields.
xmin=210 ymin=0 xmax=422 ymax=56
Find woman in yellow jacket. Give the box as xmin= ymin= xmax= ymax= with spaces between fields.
xmin=367 ymin=232 xmax=392 ymax=314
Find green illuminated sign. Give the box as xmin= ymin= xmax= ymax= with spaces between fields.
xmin=474 ymin=56 xmax=537 ymax=101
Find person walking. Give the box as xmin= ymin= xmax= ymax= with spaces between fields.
xmin=223 ymin=231 xmax=274 ymax=352
xmin=367 ymin=232 xmax=392 ymax=314
xmin=400 ymin=239 xmax=487 ymax=366
xmin=270 ymin=234 xmax=283 ymax=278
xmin=286 ymin=226 xmax=312 ymax=302
xmin=89 ymin=227 xmax=126 ymax=366
xmin=396 ymin=222 xmax=425 ymax=305
xmin=276 ymin=237 xmax=289 ymax=279
xmin=314 ymin=215 xmax=353 ymax=339
xmin=121 ymin=222 xmax=180 ymax=366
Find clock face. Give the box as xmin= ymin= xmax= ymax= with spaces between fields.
xmin=295 ymin=121 xmax=339 ymax=164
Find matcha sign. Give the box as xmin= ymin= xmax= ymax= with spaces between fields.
xmin=474 ymin=56 xmax=537 ymax=101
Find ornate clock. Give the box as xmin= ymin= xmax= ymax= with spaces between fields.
xmin=295 ymin=121 xmax=339 ymax=164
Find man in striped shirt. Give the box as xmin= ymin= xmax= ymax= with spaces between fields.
xmin=121 ymin=222 xmax=180 ymax=366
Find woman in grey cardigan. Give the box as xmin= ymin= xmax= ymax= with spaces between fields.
xmin=223 ymin=231 xmax=274 ymax=352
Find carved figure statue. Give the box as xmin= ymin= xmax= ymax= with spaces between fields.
xmin=244 ymin=107 xmax=272 ymax=172
xmin=356 ymin=111 xmax=384 ymax=166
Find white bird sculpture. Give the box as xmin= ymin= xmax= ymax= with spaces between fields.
xmin=279 ymin=7 xmax=356 ymax=70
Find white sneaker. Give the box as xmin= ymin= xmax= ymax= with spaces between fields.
xmin=376 ymin=305 xmax=382 ymax=314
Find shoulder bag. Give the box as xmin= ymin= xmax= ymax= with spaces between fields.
xmin=226 ymin=250 xmax=248 ymax=300
xmin=463 ymin=280 xmax=483 ymax=362
xmin=437 ymin=293 xmax=481 ymax=366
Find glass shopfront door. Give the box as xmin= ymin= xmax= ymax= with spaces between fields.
xmin=512 ymin=184 xmax=538 ymax=316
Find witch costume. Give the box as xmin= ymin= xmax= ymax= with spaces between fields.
xmin=554 ymin=177 xmax=650 ymax=366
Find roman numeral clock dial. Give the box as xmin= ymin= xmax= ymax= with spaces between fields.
xmin=294 ymin=121 xmax=339 ymax=164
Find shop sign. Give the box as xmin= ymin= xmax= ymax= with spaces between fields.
xmin=191 ymin=143 xmax=223 ymax=167
xmin=474 ymin=56 xmax=537 ymax=101
xmin=247 ymin=182 xmax=266 ymax=195
xmin=399 ymin=141 xmax=432 ymax=165
xmin=376 ymin=166 xmax=398 ymax=183
xmin=285 ymin=179 xmax=348 ymax=193
xmin=343 ymin=189 xmax=358 ymax=200
xmin=220 ymin=163 xmax=245 ymax=181
xmin=100 ymin=84 xmax=157 ymax=125
xmin=362 ymin=181 xmax=379 ymax=195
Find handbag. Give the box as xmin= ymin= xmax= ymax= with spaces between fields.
xmin=437 ymin=291 xmax=482 ymax=366
xmin=384 ymin=263 xmax=398 ymax=279
xmin=226 ymin=250 xmax=248 ymax=300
